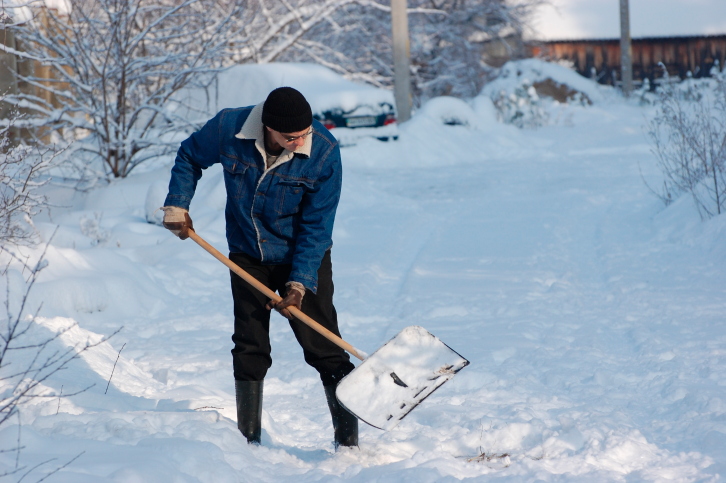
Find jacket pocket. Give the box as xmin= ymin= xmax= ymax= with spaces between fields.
xmin=276 ymin=179 xmax=314 ymax=215
xmin=221 ymin=156 xmax=251 ymax=200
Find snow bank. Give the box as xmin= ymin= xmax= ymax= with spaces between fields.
xmin=482 ymin=58 xmax=607 ymax=104
xmin=478 ymin=58 xmax=613 ymax=128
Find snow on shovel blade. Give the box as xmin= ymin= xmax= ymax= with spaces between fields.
xmin=335 ymin=326 xmax=469 ymax=431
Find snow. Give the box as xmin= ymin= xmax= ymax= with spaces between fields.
xmin=481 ymin=58 xmax=604 ymax=103
xmin=2 ymin=62 xmax=726 ymax=481
xmin=175 ymin=63 xmax=395 ymax=122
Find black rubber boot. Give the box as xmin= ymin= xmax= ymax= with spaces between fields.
xmin=324 ymin=385 xmax=358 ymax=449
xmin=235 ymin=380 xmax=263 ymax=444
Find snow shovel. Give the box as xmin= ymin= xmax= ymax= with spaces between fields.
xmin=188 ymin=230 xmax=469 ymax=430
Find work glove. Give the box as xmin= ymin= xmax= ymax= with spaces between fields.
xmin=161 ymin=206 xmax=193 ymax=240
xmin=266 ymin=282 xmax=305 ymax=320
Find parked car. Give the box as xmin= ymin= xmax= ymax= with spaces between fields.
xmin=314 ymin=102 xmax=398 ymax=143
xmin=174 ymin=62 xmax=398 ymax=146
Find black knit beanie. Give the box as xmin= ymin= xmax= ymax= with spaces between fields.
xmin=262 ymin=87 xmax=313 ymax=133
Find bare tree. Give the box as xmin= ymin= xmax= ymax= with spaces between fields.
xmin=222 ymin=0 xmax=370 ymax=65
xmin=0 ymin=99 xmax=111 ymax=480
xmin=280 ymin=0 xmax=545 ymax=105
xmin=647 ymin=68 xmax=726 ymax=219
xmin=406 ymin=0 xmax=541 ymax=101
xmin=3 ymin=0 xmax=237 ymax=181
xmin=1 ymin=0 xmax=545 ymax=185
xmin=2 ymin=0 xmax=392 ymax=182
xmin=0 ymin=107 xmax=53 ymax=247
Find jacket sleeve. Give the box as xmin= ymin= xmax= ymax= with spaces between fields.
xmin=288 ymin=143 xmax=342 ymax=293
xmin=164 ymin=111 xmax=223 ymax=210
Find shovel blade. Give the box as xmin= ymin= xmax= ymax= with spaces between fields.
xmin=335 ymin=326 xmax=469 ymax=431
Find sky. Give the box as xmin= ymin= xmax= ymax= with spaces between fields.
xmin=530 ymin=0 xmax=726 ymax=40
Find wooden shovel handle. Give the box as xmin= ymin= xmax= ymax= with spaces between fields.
xmin=188 ymin=229 xmax=366 ymax=361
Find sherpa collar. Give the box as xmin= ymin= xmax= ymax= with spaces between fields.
xmin=235 ymin=102 xmax=312 ymax=164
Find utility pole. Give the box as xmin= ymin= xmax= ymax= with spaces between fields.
xmin=391 ymin=0 xmax=411 ymax=123
xmin=619 ymin=0 xmax=633 ymax=96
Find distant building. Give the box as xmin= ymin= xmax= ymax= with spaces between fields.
xmin=529 ymin=34 xmax=726 ymax=88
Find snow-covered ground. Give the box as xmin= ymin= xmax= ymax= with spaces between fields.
xmin=2 ymin=64 xmax=725 ymax=482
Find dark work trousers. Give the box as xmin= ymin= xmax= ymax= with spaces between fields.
xmin=229 ymin=250 xmax=355 ymax=387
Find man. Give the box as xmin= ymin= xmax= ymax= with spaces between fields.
xmin=161 ymin=87 xmax=358 ymax=449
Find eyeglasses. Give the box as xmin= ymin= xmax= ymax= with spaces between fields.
xmin=282 ymin=129 xmax=313 ymax=143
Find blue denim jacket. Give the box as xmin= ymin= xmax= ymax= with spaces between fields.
xmin=164 ymin=104 xmax=342 ymax=293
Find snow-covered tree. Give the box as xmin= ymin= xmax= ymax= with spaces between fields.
xmin=2 ymin=0 xmax=387 ymax=181
xmin=0 ymin=109 xmax=53 ymax=247
xmin=220 ymin=0 xmax=371 ymax=65
xmin=279 ymin=0 xmax=545 ymax=104
xmin=1 ymin=0 xmax=544 ymax=182
xmin=3 ymin=0 xmax=236 ymax=180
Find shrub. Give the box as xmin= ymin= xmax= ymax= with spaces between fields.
xmin=647 ymin=68 xmax=726 ymax=218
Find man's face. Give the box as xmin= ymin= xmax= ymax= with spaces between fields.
xmin=266 ymin=126 xmax=313 ymax=151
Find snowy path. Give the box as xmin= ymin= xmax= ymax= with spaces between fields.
xmin=334 ymin=110 xmax=726 ymax=480
xmin=2 ymin=95 xmax=725 ymax=481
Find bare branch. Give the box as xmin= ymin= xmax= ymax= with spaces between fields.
xmin=646 ymin=69 xmax=726 ymax=218
xmin=34 ymin=451 xmax=85 ymax=483
xmin=0 ymin=232 xmax=119 ymax=469
xmin=105 ymin=342 xmax=126 ymax=394
xmin=6 ymin=0 xmax=237 ymax=180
